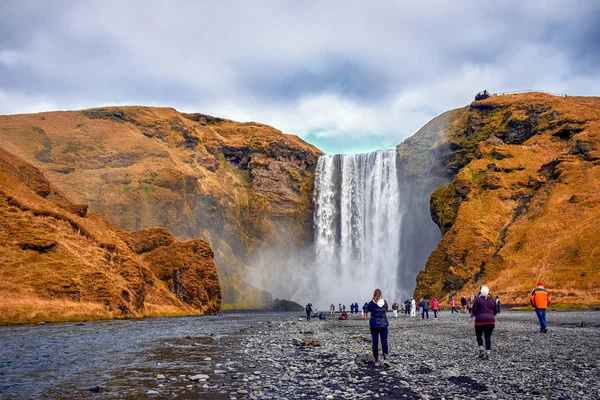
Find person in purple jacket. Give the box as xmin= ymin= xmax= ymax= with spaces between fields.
xmin=472 ymin=286 xmax=497 ymax=360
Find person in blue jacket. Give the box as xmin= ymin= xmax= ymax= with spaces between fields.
xmin=367 ymin=288 xmax=390 ymax=367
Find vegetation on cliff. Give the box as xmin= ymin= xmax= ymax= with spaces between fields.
xmin=0 ymin=107 xmax=322 ymax=308
xmin=0 ymin=148 xmax=220 ymax=324
xmin=414 ymin=93 xmax=600 ymax=307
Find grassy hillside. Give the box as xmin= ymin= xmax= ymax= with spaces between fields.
xmin=414 ymin=93 xmax=600 ymax=308
xmin=0 ymin=148 xmax=220 ymax=324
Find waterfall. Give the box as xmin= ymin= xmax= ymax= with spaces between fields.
xmin=313 ymin=149 xmax=404 ymax=306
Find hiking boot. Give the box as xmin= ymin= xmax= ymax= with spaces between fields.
xmin=383 ymin=360 xmax=392 ymax=368
xmin=486 ymin=354 xmax=492 ymax=360
xmin=478 ymin=350 xmax=485 ymax=358
xmin=542 ymin=328 xmax=548 ymax=333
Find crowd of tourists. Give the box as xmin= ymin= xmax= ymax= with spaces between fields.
xmin=305 ymin=281 xmax=552 ymax=366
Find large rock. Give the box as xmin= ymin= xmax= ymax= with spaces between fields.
xmin=271 ymin=298 xmax=304 ymax=311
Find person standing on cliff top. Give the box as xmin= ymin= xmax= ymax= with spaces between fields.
xmin=367 ymin=288 xmax=391 ymax=368
xmin=530 ymin=282 xmax=551 ymax=333
xmin=472 ymin=286 xmax=497 ymax=360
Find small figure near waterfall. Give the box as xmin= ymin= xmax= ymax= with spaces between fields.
xmin=530 ymin=282 xmax=552 ymax=333
xmin=404 ymin=299 xmax=411 ymax=315
xmin=367 ymin=288 xmax=390 ymax=368
xmin=410 ymin=298 xmax=416 ymax=317
xmin=495 ymin=296 xmax=501 ymax=314
xmin=473 ymin=286 xmax=497 ymax=360
xmin=461 ymin=296 xmax=467 ymax=313
xmin=451 ymin=297 xmax=458 ymax=314
xmin=392 ymin=300 xmax=399 ymax=318
xmin=432 ymin=298 xmax=439 ymax=319
xmin=419 ymin=298 xmax=429 ymax=320
xmin=330 ymin=303 xmax=335 ymax=314
xmin=305 ymin=303 xmax=313 ymax=321
xmin=363 ymin=302 xmax=369 ymax=319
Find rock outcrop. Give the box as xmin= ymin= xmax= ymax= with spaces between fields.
xmin=0 ymin=148 xmax=220 ymax=324
xmin=412 ymin=93 xmax=600 ymax=306
xmin=0 ymin=107 xmax=322 ymax=308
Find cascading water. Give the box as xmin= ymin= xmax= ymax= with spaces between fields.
xmin=313 ymin=149 xmax=404 ymax=306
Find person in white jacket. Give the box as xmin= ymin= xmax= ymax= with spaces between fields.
xmin=410 ymin=298 xmax=416 ymax=317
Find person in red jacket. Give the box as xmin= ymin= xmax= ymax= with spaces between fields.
xmin=530 ymin=281 xmax=551 ymax=333
xmin=431 ymin=298 xmax=439 ymax=319
xmin=472 ymin=286 xmax=497 ymax=360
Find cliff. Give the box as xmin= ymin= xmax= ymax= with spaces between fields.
xmin=0 ymin=107 xmax=322 ymax=308
xmin=412 ymin=93 xmax=600 ymax=307
xmin=0 ymin=148 xmax=220 ymax=324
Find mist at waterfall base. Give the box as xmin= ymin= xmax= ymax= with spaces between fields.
xmin=250 ymin=149 xmax=442 ymax=310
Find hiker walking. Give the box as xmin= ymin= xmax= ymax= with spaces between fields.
xmin=432 ymin=297 xmax=439 ymax=319
xmin=404 ymin=299 xmax=411 ymax=315
xmin=392 ymin=300 xmax=399 ymax=318
xmin=330 ymin=303 xmax=335 ymax=314
xmin=419 ymin=298 xmax=429 ymax=320
xmin=363 ymin=302 xmax=369 ymax=320
xmin=472 ymin=286 xmax=497 ymax=360
xmin=305 ymin=303 xmax=313 ymax=321
xmin=495 ymin=296 xmax=501 ymax=314
xmin=530 ymin=281 xmax=551 ymax=333
xmin=410 ymin=298 xmax=416 ymax=317
xmin=367 ymin=288 xmax=390 ymax=367
xmin=451 ymin=297 xmax=458 ymax=314
xmin=461 ymin=296 xmax=467 ymax=313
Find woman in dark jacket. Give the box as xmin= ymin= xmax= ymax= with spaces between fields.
xmin=367 ymin=288 xmax=390 ymax=367
xmin=472 ymin=286 xmax=497 ymax=360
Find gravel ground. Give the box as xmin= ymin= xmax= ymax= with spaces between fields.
xmin=184 ymin=310 xmax=600 ymax=400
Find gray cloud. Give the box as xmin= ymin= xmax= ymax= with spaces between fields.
xmin=1 ymin=1 xmax=600 ymax=153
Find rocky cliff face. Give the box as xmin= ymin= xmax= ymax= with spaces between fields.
xmin=0 ymin=148 xmax=220 ymax=324
xmin=413 ymin=93 xmax=600 ymax=307
xmin=0 ymin=107 xmax=322 ymax=308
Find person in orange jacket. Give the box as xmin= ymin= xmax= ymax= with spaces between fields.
xmin=530 ymin=281 xmax=551 ymax=333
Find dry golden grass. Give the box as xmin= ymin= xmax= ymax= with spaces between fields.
xmin=416 ymin=93 xmax=600 ymax=307
xmin=0 ymin=150 xmax=221 ymax=325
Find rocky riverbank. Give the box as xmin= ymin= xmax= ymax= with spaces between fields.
xmin=143 ymin=310 xmax=599 ymax=399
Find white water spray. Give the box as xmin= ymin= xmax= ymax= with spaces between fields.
xmin=313 ymin=150 xmax=403 ymax=306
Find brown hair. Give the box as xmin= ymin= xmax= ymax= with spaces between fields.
xmin=373 ymin=288 xmax=382 ymax=301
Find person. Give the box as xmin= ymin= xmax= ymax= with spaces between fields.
xmin=305 ymin=303 xmax=313 ymax=321
xmin=472 ymin=286 xmax=497 ymax=360
xmin=410 ymin=298 xmax=416 ymax=317
xmin=367 ymin=289 xmax=390 ymax=367
xmin=495 ymin=296 xmax=501 ymax=314
xmin=339 ymin=303 xmax=342 ymax=312
xmin=404 ymin=299 xmax=411 ymax=315
xmin=461 ymin=296 xmax=467 ymax=313
xmin=451 ymin=297 xmax=458 ymax=314
xmin=530 ymin=281 xmax=551 ymax=333
xmin=392 ymin=300 xmax=399 ymax=318
xmin=419 ymin=298 xmax=429 ymax=320
xmin=319 ymin=311 xmax=326 ymax=320
xmin=467 ymin=295 xmax=473 ymax=316
xmin=339 ymin=310 xmax=348 ymax=320
xmin=330 ymin=303 xmax=335 ymax=315
xmin=363 ymin=302 xmax=369 ymax=320
xmin=432 ymin=298 xmax=439 ymax=319
xmin=342 ymin=304 xmax=346 ymax=313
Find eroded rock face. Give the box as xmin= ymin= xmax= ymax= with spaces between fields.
xmin=413 ymin=93 xmax=600 ymax=306
xmin=0 ymin=149 xmax=221 ymax=324
xmin=0 ymin=107 xmax=323 ymax=308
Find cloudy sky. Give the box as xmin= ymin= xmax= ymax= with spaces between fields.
xmin=1 ymin=1 xmax=599 ymax=154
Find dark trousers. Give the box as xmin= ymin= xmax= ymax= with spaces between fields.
xmin=451 ymin=306 xmax=458 ymax=313
xmin=306 ymin=312 xmax=311 ymax=321
xmin=421 ymin=309 xmax=429 ymax=319
xmin=433 ymin=310 xmax=438 ymax=318
xmin=535 ymin=308 xmax=547 ymax=331
xmin=370 ymin=327 xmax=388 ymax=361
xmin=405 ymin=308 xmax=409 ymax=315
xmin=475 ymin=324 xmax=495 ymax=350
